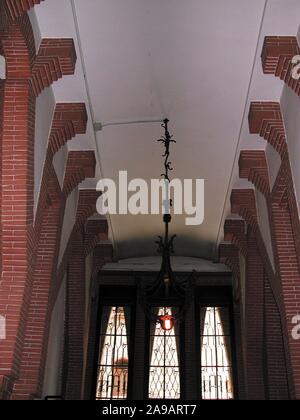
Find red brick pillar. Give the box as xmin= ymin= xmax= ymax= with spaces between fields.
xmin=65 ymin=228 xmax=86 ymax=400
xmin=64 ymin=219 xmax=109 ymax=400
xmin=229 ymin=191 xmax=267 ymax=399
xmin=0 ymin=6 xmax=80 ymax=398
xmin=238 ymin=149 xmax=291 ymax=399
xmin=12 ymin=171 xmax=63 ymax=399
xmin=244 ymin=227 xmax=266 ymax=399
xmin=263 ymin=273 xmax=289 ymax=399
xmin=248 ymin=102 xmax=300 ymax=398
xmin=219 ymin=242 xmax=247 ymax=400
xmin=270 ymin=171 xmax=300 ymax=399
xmin=12 ymin=152 xmax=95 ymax=400
xmin=0 ymin=15 xmax=36 ymax=398
xmin=83 ymin=245 xmax=113 ymax=400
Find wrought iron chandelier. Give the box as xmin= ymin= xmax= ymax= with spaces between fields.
xmin=140 ymin=119 xmax=192 ymax=331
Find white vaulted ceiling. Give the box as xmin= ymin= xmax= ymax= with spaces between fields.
xmin=32 ymin=0 xmax=300 ymax=260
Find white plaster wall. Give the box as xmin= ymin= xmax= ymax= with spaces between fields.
xmin=34 ymin=87 xmax=55 ymax=215
xmin=28 ymin=9 xmax=42 ymax=51
xmin=281 ymin=85 xmax=300 ymax=211
xmin=53 ymin=144 xmax=68 ymax=189
xmin=255 ymin=190 xmax=275 ymax=269
xmin=265 ymin=143 xmax=281 ymax=191
xmin=103 ymin=256 xmax=230 ymax=272
xmin=43 ymin=278 xmax=66 ymax=398
xmin=0 ymin=56 xmax=6 ymax=79
xmin=58 ymin=189 xmax=79 ymax=265
xmin=28 ymin=9 xmax=57 ymax=216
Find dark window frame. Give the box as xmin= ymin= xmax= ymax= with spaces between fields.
xmin=92 ymin=286 xmax=136 ymax=401
xmin=144 ymin=305 xmax=185 ymax=400
xmin=195 ymin=286 xmax=239 ymax=400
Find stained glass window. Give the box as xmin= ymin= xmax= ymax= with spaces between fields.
xmin=96 ymin=306 xmax=130 ymax=400
xmin=148 ymin=307 xmax=181 ymax=399
xmin=200 ymin=307 xmax=234 ymax=400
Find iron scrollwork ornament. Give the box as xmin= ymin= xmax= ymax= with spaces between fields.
xmin=139 ymin=119 xmax=192 ymax=327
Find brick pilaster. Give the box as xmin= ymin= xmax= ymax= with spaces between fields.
xmin=0 ymin=14 xmax=36 ymax=394
xmin=83 ymin=244 xmax=114 ymax=400
xmin=64 ymin=218 xmax=108 ymax=400
xmin=245 ymin=227 xmax=266 ymax=399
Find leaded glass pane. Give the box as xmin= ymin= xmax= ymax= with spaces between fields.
xmin=200 ymin=307 xmax=234 ymax=400
xmin=148 ymin=307 xmax=180 ymax=399
xmin=96 ymin=306 xmax=130 ymax=400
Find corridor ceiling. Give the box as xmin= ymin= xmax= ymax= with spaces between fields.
xmin=32 ymin=0 xmax=300 ymax=260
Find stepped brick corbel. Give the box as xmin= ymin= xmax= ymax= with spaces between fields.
xmin=2 ymin=0 xmax=45 ymax=22
xmin=239 ymin=151 xmax=270 ymax=196
xmin=249 ymin=102 xmax=287 ymax=157
xmin=84 ymin=219 xmax=109 ymax=257
xmin=35 ymin=103 xmax=88 ymax=234
xmin=31 ymin=39 xmax=77 ymax=97
xmin=262 ymin=36 xmax=300 ymax=96
xmin=93 ymin=243 xmax=114 ymax=267
xmin=219 ymin=243 xmax=240 ymax=282
xmin=63 ymin=151 xmax=96 ymax=196
xmin=229 ymin=188 xmax=277 ymax=300
xmin=49 ymin=103 xmax=88 ymax=155
xmin=231 ymin=189 xmax=258 ymax=230
xmin=54 ymin=189 xmax=102 ymax=307
xmin=224 ymin=219 xmax=247 ymax=257
xmin=75 ymin=190 xmax=101 ymax=230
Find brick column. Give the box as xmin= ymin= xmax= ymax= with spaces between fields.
xmin=263 ymin=273 xmax=289 ymax=399
xmin=220 ymin=237 xmax=247 ymax=400
xmin=238 ymin=148 xmax=291 ymax=400
xmin=65 ymin=228 xmax=86 ymax=400
xmin=245 ymin=227 xmax=266 ymax=399
xmin=83 ymin=245 xmax=114 ymax=400
xmin=65 ymin=220 xmax=109 ymax=401
xmin=270 ymin=172 xmax=300 ymax=399
xmin=249 ymin=102 xmax=300 ymax=398
xmin=0 ymin=14 xmax=36 ymax=398
xmin=12 ymin=152 xmax=95 ymax=400
xmin=0 ymin=6 xmax=80 ymax=398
